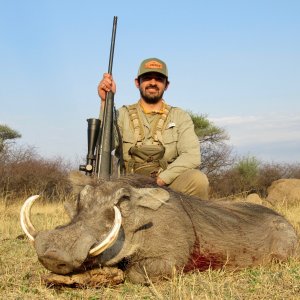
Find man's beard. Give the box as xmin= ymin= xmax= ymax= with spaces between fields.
xmin=139 ymin=85 xmax=164 ymax=104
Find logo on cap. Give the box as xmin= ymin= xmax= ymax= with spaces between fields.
xmin=144 ymin=60 xmax=163 ymax=69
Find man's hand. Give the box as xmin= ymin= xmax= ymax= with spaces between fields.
xmin=98 ymin=73 xmax=116 ymax=102
xmin=156 ymin=177 xmax=166 ymax=186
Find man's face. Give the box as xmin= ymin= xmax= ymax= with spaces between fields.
xmin=135 ymin=72 xmax=169 ymax=104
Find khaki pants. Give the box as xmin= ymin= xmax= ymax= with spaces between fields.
xmin=168 ymin=169 xmax=209 ymax=200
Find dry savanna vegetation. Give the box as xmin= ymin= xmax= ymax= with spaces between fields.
xmin=1 ymin=125 xmax=300 ymax=299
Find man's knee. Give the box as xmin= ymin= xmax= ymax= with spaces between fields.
xmin=185 ymin=169 xmax=209 ymax=199
xmin=169 ymin=169 xmax=209 ymax=199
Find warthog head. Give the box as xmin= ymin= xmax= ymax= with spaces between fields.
xmin=20 ymin=174 xmax=169 ymax=275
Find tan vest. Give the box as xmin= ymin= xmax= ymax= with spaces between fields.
xmin=125 ymin=103 xmax=172 ymax=177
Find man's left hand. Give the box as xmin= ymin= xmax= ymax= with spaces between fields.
xmin=156 ymin=177 xmax=166 ymax=186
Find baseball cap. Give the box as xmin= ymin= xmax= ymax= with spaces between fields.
xmin=137 ymin=58 xmax=168 ymax=78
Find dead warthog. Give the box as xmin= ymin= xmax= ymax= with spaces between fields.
xmin=21 ymin=173 xmax=298 ymax=284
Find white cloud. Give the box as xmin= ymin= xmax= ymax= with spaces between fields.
xmin=209 ymin=113 xmax=300 ymax=162
xmin=210 ymin=115 xmax=258 ymax=125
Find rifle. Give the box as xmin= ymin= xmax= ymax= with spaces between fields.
xmin=79 ymin=16 xmax=118 ymax=180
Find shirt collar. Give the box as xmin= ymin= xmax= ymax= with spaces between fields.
xmin=138 ymin=99 xmax=166 ymax=114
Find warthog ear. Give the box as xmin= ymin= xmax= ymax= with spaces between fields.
xmin=131 ymin=187 xmax=170 ymax=210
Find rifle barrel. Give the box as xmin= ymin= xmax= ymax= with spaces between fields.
xmin=97 ymin=16 xmax=118 ymax=180
xmin=108 ymin=16 xmax=118 ymax=75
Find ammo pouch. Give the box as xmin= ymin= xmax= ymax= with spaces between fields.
xmin=127 ymin=144 xmax=167 ymax=177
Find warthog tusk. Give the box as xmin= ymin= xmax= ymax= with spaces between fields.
xmin=20 ymin=195 xmax=39 ymax=241
xmin=89 ymin=206 xmax=122 ymax=256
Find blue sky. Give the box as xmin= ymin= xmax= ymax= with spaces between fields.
xmin=1 ymin=0 xmax=299 ymax=165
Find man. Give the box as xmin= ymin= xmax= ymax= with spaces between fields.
xmin=98 ymin=58 xmax=209 ymax=199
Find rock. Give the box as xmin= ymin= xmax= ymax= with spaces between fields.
xmin=246 ymin=193 xmax=262 ymax=204
xmin=267 ymin=179 xmax=300 ymax=206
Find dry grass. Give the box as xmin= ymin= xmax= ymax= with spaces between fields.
xmin=1 ymin=197 xmax=300 ymax=300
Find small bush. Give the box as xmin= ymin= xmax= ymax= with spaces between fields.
xmin=0 ymin=145 xmax=71 ymax=203
xmin=235 ymin=156 xmax=260 ymax=190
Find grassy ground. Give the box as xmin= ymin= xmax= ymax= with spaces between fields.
xmin=1 ymin=198 xmax=300 ymax=300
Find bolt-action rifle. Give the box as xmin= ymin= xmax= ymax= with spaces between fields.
xmin=79 ymin=16 xmax=119 ymax=180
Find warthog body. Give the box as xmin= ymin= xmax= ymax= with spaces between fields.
xmin=22 ymin=174 xmax=298 ymax=283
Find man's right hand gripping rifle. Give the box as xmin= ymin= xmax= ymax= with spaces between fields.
xmin=98 ymin=73 xmax=116 ymax=112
